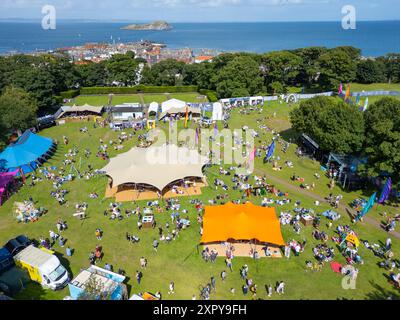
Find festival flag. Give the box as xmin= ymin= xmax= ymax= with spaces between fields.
xmin=362 ymin=97 xmax=369 ymax=112
xmin=344 ymin=85 xmax=351 ymax=101
xmin=266 ymin=140 xmax=275 ymax=160
xmin=184 ymin=106 xmax=189 ymax=128
xmin=378 ymin=177 xmax=392 ymax=204
xmin=338 ymin=83 xmax=343 ymax=95
xmin=356 ymin=192 xmax=376 ymax=221
xmin=355 ymin=93 xmax=361 ymax=105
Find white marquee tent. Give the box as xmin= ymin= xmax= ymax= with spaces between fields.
xmin=161 ymin=98 xmax=186 ymax=113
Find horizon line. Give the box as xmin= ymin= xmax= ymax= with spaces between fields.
xmin=0 ymin=18 xmax=399 ymax=23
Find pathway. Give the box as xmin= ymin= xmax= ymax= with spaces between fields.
xmin=255 ymin=169 xmax=400 ymax=240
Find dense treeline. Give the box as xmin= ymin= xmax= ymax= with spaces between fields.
xmin=1 ymin=46 xmax=399 ymax=115
xmin=290 ymin=96 xmax=400 ymax=183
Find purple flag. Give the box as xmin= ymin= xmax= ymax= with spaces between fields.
xmin=378 ymin=177 xmax=392 ymax=204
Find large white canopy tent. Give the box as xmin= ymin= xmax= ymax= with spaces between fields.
xmin=161 ymin=98 xmax=186 ymax=113
xmin=55 ymin=104 xmax=104 ymax=119
xmin=102 ymin=144 xmax=209 ymax=192
xmin=159 ymin=106 xmax=201 ymax=120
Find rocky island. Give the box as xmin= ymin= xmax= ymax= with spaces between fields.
xmin=121 ymin=20 xmax=172 ymax=31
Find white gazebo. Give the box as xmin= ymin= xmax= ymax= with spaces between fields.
xmin=161 ymin=98 xmax=186 ymax=113
xmin=148 ymin=102 xmax=159 ymax=116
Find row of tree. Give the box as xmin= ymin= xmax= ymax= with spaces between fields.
xmin=0 ymin=87 xmax=38 ymax=148
xmin=290 ymin=96 xmax=400 ymax=183
xmin=1 ymin=46 xmax=400 ymax=114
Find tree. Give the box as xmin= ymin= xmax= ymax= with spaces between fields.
xmin=105 ymin=52 xmax=140 ymax=86
xmin=261 ymin=51 xmax=302 ymax=92
xmin=380 ymin=53 xmax=400 ymax=83
xmin=269 ymin=81 xmax=285 ymax=95
xmin=293 ymin=47 xmax=328 ymax=89
xmin=290 ymin=96 xmax=365 ymax=154
xmin=362 ymin=97 xmax=400 ymax=183
xmin=76 ymin=62 xmax=108 ymax=87
xmin=0 ymin=87 xmax=38 ymax=141
xmin=317 ymin=48 xmax=357 ymax=90
xmin=141 ymin=59 xmax=186 ymax=86
xmin=211 ymin=55 xmax=264 ymax=98
xmin=335 ymin=46 xmax=361 ymax=61
xmin=356 ymin=59 xmax=386 ymax=84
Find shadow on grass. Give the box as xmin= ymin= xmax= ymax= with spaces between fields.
xmin=365 ymin=280 xmax=400 ymax=300
xmin=279 ymin=128 xmax=300 ymax=143
xmin=14 ymin=282 xmax=49 ymax=300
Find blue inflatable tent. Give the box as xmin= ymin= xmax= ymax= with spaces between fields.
xmin=0 ymin=130 xmax=55 ymax=175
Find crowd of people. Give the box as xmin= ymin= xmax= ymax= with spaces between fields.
xmin=13 ymin=101 xmax=400 ymax=301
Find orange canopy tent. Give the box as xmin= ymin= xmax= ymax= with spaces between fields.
xmin=201 ymin=202 xmax=285 ymax=246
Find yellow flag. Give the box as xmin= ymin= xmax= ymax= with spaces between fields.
xmin=184 ymin=106 xmax=189 ymax=128
xmin=344 ymin=85 xmax=351 ymax=100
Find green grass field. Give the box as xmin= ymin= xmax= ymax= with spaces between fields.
xmin=67 ymin=92 xmax=208 ymax=107
xmin=1 ymin=97 xmax=399 ymax=300
xmin=349 ymin=83 xmax=400 ymax=92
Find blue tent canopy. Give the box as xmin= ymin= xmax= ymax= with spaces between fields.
xmin=0 ymin=131 xmax=54 ymax=175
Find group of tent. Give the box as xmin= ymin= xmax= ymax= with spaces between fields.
xmin=148 ymin=99 xmax=223 ymax=121
xmin=0 ymin=130 xmax=55 ymax=205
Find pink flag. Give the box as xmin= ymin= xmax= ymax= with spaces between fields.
xmin=338 ymin=83 xmax=343 ymax=95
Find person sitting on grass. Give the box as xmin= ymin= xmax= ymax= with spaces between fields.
xmin=390 ymin=273 xmax=400 ymax=287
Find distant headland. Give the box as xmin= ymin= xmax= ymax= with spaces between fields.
xmin=121 ymin=20 xmax=172 ymax=31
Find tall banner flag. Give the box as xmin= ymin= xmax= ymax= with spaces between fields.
xmin=362 ymin=97 xmax=369 ymax=112
xmin=356 ymin=192 xmax=376 ymax=221
xmin=344 ymin=85 xmax=351 ymax=101
xmin=184 ymin=106 xmax=189 ymax=128
xmin=378 ymin=178 xmax=392 ymax=204
xmin=356 ymin=93 xmax=361 ymax=105
xmin=266 ymin=140 xmax=275 ymax=160
xmin=338 ymin=83 xmax=343 ymax=95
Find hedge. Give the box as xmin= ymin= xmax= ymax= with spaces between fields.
xmin=199 ymin=89 xmax=218 ymax=102
xmin=54 ymin=96 xmax=64 ymax=104
xmin=80 ymin=85 xmax=199 ymax=95
xmin=59 ymin=89 xmax=80 ymax=99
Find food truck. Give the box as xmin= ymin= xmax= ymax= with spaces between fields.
xmin=13 ymin=245 xmax=69 ymax=290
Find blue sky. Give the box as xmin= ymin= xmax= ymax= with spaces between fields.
xmin=0 ymin=0 xmax=399 ymax=22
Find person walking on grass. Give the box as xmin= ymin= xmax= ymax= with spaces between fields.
xmin=250 ymin=284 xmax=257 ymax=299
xmin=168 ymin=281 xmax=175 ymax=295
xmin=153 ymin=239 xmax=159 ymax=252
xmin=242 ymin=284 xmax=248 ymax=296
xmin=95 ymin=228 xmax=102 ymax=240
xmin=140 ymin=256 xmax=147 ymax=268
xmin=211 ymin=276 xmax=216 ymax=292
xmin=386 ymin=238 xmax=392 ymax=252
xmin=267 ymin=284 xmax=273 ymax=297
xmin=136 ymin=270 xmax=143 ymax=285
xmin=221 ymin=270 xmax=227 ymax=282
xmin=276 ymin=281 xmax=285 ymax=295
xmin=226 ymin=258 xmax=233 ymax=272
